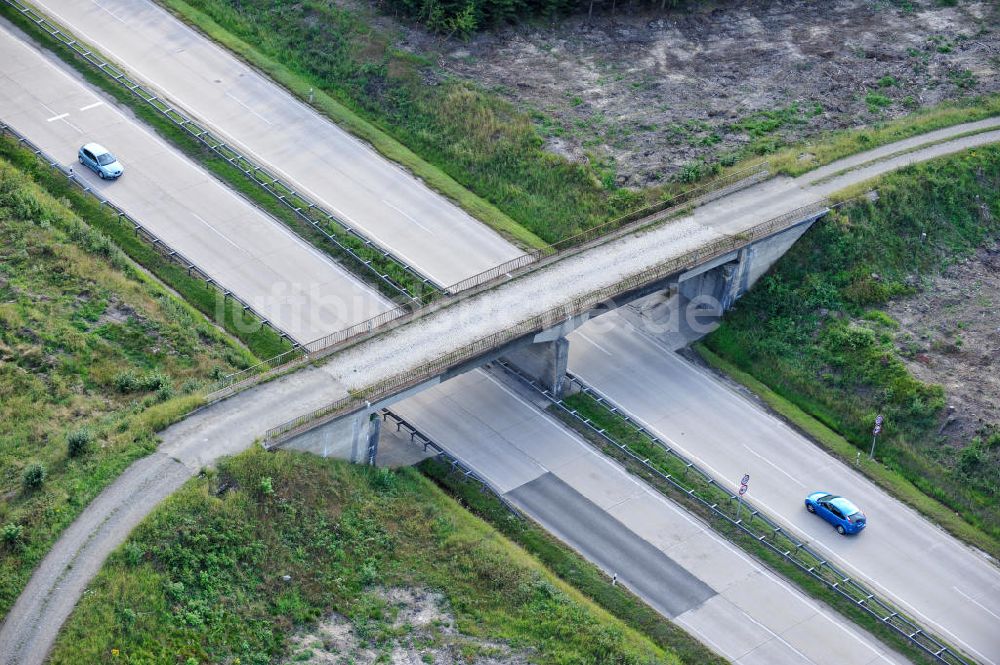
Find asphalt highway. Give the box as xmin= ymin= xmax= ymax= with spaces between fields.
xmin=568 ymin=311 xmax=1000 ymax=664
xmin=0 ymin=20 xmax=389 ymax=343
xmin=30 ymin=0 xmax=526 ymax=286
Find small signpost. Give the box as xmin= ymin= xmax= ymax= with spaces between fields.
xmin=869 ymin=414 xmax=884 ymax=460
xmin=737 ymin=473 xmax=750 ymax=521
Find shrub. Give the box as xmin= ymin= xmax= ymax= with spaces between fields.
xmin=113 ymin=369 xmax=171 ymax=394
xmin=865 ymin=92 xmax=892 ymax=113
xmin=67 ymin=428 xmax=92 ymax=457
xmin=139 ymin=370 xmax=170 ymax=392
xmin=113 ymin=369 xmax=140 ymax=393
xmin=22 ymin=463 xmax=46 ymax=490
xmin=123 ymin=542 xmax=145 ymax=567
xmin=259 ymin=477 xmax=274 ymax=496
xmin=2 ymin=523 xmax=24 ymax=547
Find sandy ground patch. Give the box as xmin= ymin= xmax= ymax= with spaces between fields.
xmin=281 ymin=587 xmax=533 ymax=664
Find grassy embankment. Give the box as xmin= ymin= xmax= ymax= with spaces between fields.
xmin=0 ymin=155 xmax=260 ymax=618
xmin=701 ymin=145 xmax=1000 ymax=554
xmin=0 ymin=4 xmax=435 ymax=303
xmin=157 ymin=1 xmax=1000 ymax=246
xmin=553 ymin=391 xmax=942 ymax=665
xmin=50 ymin=448 xmax=692 ymax=665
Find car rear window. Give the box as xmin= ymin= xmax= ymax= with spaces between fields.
xmin=96 ymin=153 xmax=116 ymax=166
xmin=847 ymin=512 xmax=865 ymax=523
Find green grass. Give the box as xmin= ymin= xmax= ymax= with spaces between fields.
xmin=555 ymin=392 xmax=945 ymax=665
xmin=50 ymin=448 xmax=685 ymax=665
xmin=767 ymin=93 xmax=1000 ymax=176
xmin=0 ymin=5 xmax=437 ymax=303
xmin=703 ymin=145 xmax=1000 ymax=551
xmin=0 ymin=156 xmax=253 ymax=620
xmin=420 ymin=457 xmax=724 ymax=665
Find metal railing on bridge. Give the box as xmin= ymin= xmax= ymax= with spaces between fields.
xmin=496 ymin=359 xmax=975 ymax=665
xmin=444 ymin=161 xmax=771 ymax=294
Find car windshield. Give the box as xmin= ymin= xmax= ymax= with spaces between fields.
xmin=96 ymin=152 xmax=116 ymax=166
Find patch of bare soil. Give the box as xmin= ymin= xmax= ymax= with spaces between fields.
xmin=887 ymin=240 xmax=1000 ymax=445
xmin=400 ymin=0 xmax=999 ymax=185
xmin=281 ymin=587 xmax=532 ymax=664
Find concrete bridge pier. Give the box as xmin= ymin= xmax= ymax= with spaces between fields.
xmin=503 ymin=336 xmax=570 ymax=398
xmin=500 ymin=312 xmax=589 ymax=399
xmin=281 ymin=407 xmax=381 ymax=464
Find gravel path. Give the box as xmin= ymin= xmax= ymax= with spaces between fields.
xmin=0 ymin=121 xmax=996 ymax=665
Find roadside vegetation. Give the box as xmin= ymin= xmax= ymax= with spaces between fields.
xmin=703 ymin=146 xmax=1000 ymax=548
xmin=769 ymin=95 xmax=1000 ymax=177
xmin=383 ymin=0 xmax=695 ymax=36
xmin=50 ymin=448 xmax=686 ymax=665
xmin=0 ymin=155 xmax=253 ymax=619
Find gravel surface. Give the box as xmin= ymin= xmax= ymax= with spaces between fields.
xmin=1 ymin=120 xmax=996 ymax=665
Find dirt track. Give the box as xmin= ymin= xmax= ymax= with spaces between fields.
xmin=1 ymin=117 xmax=997 ymax=665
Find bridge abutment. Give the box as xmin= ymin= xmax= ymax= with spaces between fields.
xmin=281 ymin=407 xmax=381 ymax=464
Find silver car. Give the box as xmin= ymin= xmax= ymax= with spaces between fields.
xmin=78 ymin=142 xmax=124 ymax=180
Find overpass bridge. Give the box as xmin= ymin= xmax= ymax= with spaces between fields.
xmin=258 ymin=197 xmax=830 ymax=461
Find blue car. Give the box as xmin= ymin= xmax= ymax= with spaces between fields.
xmin=805 ymin=492 xmax=867 ymax=535
xmin=78 ymin=142 xmax=124 ymax=180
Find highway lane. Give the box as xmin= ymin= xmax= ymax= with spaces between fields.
xmin=31 ymin=0 xmax=526 ymax=286
xmin=568 ymin=311 xmax=1000 ymax=665
xmin=390 ymin=369 xmax=909 ymax=665
xmin=0 ymin=21 xmax=389 ymax=343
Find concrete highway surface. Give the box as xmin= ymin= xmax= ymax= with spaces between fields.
xmin=569 ymin=311 xmax=1000 ymax=665
xmin=390 ymin=369 xmax=909 ymax=664
xmin=0 ymin=20 xmax=389 ymax=343
xmin=30 ymin=0 xmax=526 ymax=286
